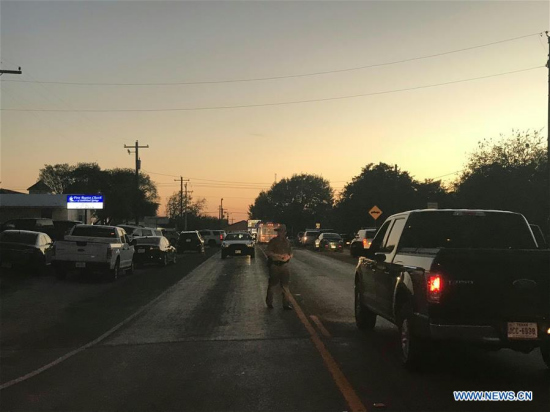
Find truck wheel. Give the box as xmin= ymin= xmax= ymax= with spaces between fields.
xmin=541 ymin=342 xmax=550 ymax=369
xmin=397 ymin=302 xmax=427 ymax=370
xmin=354 ymin=283 xmax=376 ymax=330
xmin=109 ymin=261 xmax=120 ymax=282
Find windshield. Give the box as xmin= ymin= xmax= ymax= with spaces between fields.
xmin=0 ymin=231 xmax=38 ymax=244
xmin=225 ymin=233 xmax=251 ymax=241
xmin=71 ymin=226 xmax=118 ymax=238
xmin=135 ymin=237 xmax=161 ymax=245
xmin=323 ymin=234 xmax=341 ymax=240
xmin=399 ymin=211 xmax=537 ymax=249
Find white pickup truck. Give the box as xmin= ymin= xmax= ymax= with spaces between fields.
xmin=52 ymin=225 xmax=134 ymax=281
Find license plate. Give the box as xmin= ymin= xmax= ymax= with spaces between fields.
xmin=507 ymin=322 xmax=538 ymax=339
xmin=331 ymin=244 xmax=336 ymax=249
xmin=235 ymin=250 xmax=241 ymax=254
xmin=75 ymin=262 xmax=86 ymax=268
xmin=186 ymin=239 xmax=191 ymax=243
xmin=138 ymin=249 xmax=146 ymax=253
xmin=1 ymin=262 xmax=12 ymax=268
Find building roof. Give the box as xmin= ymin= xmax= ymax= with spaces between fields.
xmin=0 ymin=188 xmax=23 ymax=194
xmin=0 ymin=194 xmax=67 ymax=208
xmin=27 ymin=180 xmax=53 ymax=193
xmin=223 ymin=220 xmax=248 ymax=232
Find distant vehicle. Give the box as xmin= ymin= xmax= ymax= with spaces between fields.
xmin=199 ymin=229 xmax=226 ymax=247
xmin=301 ymin=230 xmax=320 ymax=248
xmin=0 ymin=218 xmax=57 ymax=240
xmin=354 ymin=209 xmax=550 ymax=370
xmin=221 ymin=232 xmax=255 ymax=259
xmin=530 ymin=224 xmax=548 ymax=249
xmin=339 ymin=233 xmax=354 ymax=247
xmin=133 ymin=236 xmax=177 ymax=266
xmin=296 ymin=232 xmax=304 ymax=245
xmin=116 ymin=225 xmax=156 ymax=241
xmin=177 ymin=231 xmax=205 ymax=254
xmin=256 ymin=222 xmax=281 ymax=243
xmin=0 ymin=230 xmax=54 ymax=273
xmin=349 ymin=228 xmax=378 ymax=257
xmin=52 ymin=225 xmax=134 ymax=281
xmin=53 ymin=220 xmax=83 ymax=240
xmin=318 ymin=233 xmax=344 ymax=252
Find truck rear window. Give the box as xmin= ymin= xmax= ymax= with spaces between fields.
xmin=399 ymin=211 xmax=536 ymax=250
xmin=71 ymin=227 xmax=118 ymax=238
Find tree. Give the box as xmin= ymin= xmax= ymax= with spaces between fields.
xmin=38 ymin=164 xmax=159 ymax=224
xmin=249 ymin=174 xmax=334 ymax=233
xmin=453 ymin=129 xmax=549 ymax=231
xmin=333 ymin=163 xmax=450 ymax=233
xmin=165 ymin=191 xmax=206 ymax=219
xmin=38 ymin=164 xmax=75 ymax=194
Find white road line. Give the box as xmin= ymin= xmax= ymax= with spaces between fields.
xmin=0 ymin=256 xmax=215 ymax=390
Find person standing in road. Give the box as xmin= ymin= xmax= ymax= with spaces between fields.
xmin=265 ymin=224 xmax=293 ymax=310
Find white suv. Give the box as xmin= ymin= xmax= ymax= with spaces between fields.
xmin=199 ymin=230 xmax=226 ymax=247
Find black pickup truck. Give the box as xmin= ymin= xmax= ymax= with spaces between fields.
xmin=354 ymin=209 xmax=550 ymax=369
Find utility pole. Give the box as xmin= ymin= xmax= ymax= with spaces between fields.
xmin=547 ymin=31 xmax=550 ymax=234
xmin=174 ymin=177 xmax=189 ymax=222
xmin=219 ymin=198 xmax=224 ymax=223
xmin=124 ymin=140 xmax=149 ymax=225
xmin=184 ymin=181 xmax=193 ymax=231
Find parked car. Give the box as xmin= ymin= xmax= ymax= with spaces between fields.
xmin=177 ymin=231 xmax=205 ymax=253
xmin=52 ymin=224 xmax=134 ymax=281
xmin=53 ymin=220 xmax=83 ymax=240
xmin=318 ymin=233 xmax=344 ymax=252
xmin=117 ymin=225 xmax=157 ymax=241
xmin=354 ymin=209 xmax=550 ymax=370
xmin=0 ymin=230 xmax=54 ymax=273
xmin=199 ymin=229 xmax=226 ymax=247
xmin=133 ymin=236 xmax=177 ymax=266
xmin=349 ymin=228 xmax=378 ymax=257
xmin=161 ymin=228 xmax=180 ymax=245
xmin=221 ymin=232 xmax=255 ymax=259
xmin=301 ymin=230 xmax=320 ymax=248
xmin=0 ymin=218 xmax=57 ymax=240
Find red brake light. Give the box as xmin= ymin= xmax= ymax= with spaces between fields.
xmin=427 ymin=274 xmax=443 ymax=303
xmin=220 ymin=234 xmax=223 ymax=240
xmin=362 ymin=238 xmax=369 ymax=248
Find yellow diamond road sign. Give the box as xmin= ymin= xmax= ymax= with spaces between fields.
xmin=369 ymin=205 xmax=382 ymax=220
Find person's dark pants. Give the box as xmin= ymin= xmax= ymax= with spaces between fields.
xmin=266 ymin=263 xmax=290 ymax=307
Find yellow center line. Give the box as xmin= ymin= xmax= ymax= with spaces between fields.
xmin=259 ymin=246 xmax=367 ymax=412
xmin=310 ymin=315 xmax=332 ymax=338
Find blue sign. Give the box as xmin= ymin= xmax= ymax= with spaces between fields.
xmin=67 ymin=194 xmax=104 ymax=209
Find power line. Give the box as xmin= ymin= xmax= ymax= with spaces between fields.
xmin=0 ymin=33 xmax=541 ymax=86
xmin=2 ymin=66 xmax=542 ymax=113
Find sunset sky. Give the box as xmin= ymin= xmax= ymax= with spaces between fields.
xmin=1 ymin=1 xmax=548 ymax=221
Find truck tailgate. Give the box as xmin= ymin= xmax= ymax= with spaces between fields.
xmin=430 ymin=249 xmax=550 ymax=323
xmin=54 ymin=240 xmax=109 ymax=263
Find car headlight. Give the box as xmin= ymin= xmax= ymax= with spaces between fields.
xmin=222 ymin=242 xmax=228 ymax=248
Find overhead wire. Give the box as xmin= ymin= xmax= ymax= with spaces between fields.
xmin=0 ymin=32 xmax=541 ymax=86
xmin=2 ymin=66 xmax=542 ymax=112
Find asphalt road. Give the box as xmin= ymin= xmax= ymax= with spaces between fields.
xmin=1 ymin=247 xmax=548 ymax=411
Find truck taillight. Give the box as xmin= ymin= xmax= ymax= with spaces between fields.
xmin=362 ymin=238 xmax=370 ymax=248
xmin=220 ymin=234 xmax=223 ymax=240
xmin=106 ymin=248 xmax=113 ymax=260
xmin=427 ymin=273 xmax=443 ymax=303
